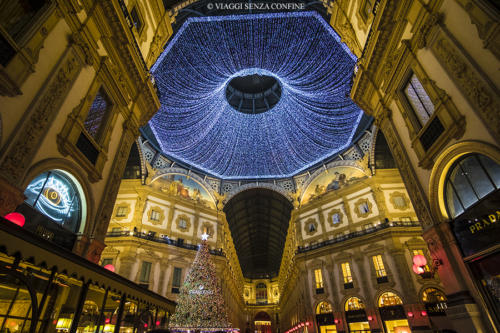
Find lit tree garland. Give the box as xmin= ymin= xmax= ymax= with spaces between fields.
xmin=150 ymin=11 xmax=362 ymax=179
xmin=169 ymin=234 xmax=232 ymax=332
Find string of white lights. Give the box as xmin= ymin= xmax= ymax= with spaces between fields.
xmin=150 ymin=11 xmax=363 ymax=179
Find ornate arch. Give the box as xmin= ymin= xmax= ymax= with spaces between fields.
xmin=375 ymin=289 xmax=405 ymax=307
xmin=21 ymin=158 xmax=95 ymax=235
xmin=224 ymin=182 xmax=293 ymax=203
xmin=314 ymin=299 xmax=334 ymax=314
xmin=299 ymin=160 xmax=369 ymax=203
xmin=342 ymin=295 xmax=367 ymax=311
xmin=150 ymin=167 xmax=217 ymax=205
xmin=429 ymin=140 xmax=500 ymax=222
xmin=417 ymin=284 xmax=446 ymax=303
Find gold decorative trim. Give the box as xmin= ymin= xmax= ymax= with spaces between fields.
xmin=428 ymin=141 xmax=500 ymax=222
xmin=430 ymin=30 xmax=500 ymax=143
xmin=0 ymin=47 xmax=82 ymax=185
xmin=147 ymin=205 xmax=165 ymax=225
xmin=175 ymin=214 xmax=191 ymax=232
xmin=353 ymin=198 xmax=372 ymax=218
xmin=304 ymin=218 xmax=319 ymax=236
xmin=114 ymin=202 xmax=131 ymax=221
xmin=389 ymin=191 xmax=409 ymax=211
xmin=327 ymin=209 xmax=344 ymax=227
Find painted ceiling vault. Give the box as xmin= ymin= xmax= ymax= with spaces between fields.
xmin=148 ymin=11 xmax=364 ymax=180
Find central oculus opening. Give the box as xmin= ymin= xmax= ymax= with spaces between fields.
xmin=226 ymin=74 xmax=281 ymax=114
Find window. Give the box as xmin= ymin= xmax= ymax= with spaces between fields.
xmin=111 ymin=227 xmax=121 ymax=233
xmin=256 ymin=283 xmax=267 ymax=301
xmin=331 ymin=213 xmax=340 ymax=224
xmin=172 ymin=267 xmax=182 ymax=293
xmin=393 ymin=196 xmax=405 ymax=208
xmin=83 ymin=88 xmax=112 ymax=141
xmin=150 ymin=210 xmax=161 ymax=222
xmin=404 ymin=74 xmax=434 ymax=126
xmin=445 ymin=154 xmax=500 ymax=218
xmin=358 ymin=202 xmax=370 ymax=214
xmin=0 ymin=0 xmax=48 ymax=41
xmin=316 ymin=301 xmax=333 ymax=314
xmin=412 ymin=250 xmax=430 ymax=272
xmin=309 ymin=223 xmax=316 ymax=233
xmin=378 ymin=292 xmax=403 ymax=307
xmin=130 ymin=7 xmax=142 ymax=32
xmin=179 ymin=218 xmax=187 ymax=229
xmin=422 ymin=288 xmax=447 ymax=303
xmin=372 ymin=255 xmax=387 ymax=278
xmin=116 ymin=206 xmax=127 ymax=217
xmin=345 ymin=297 xmax=365 ymax=311
xmin=23 ymin=170 xmax=84 ymax=233
xmin=102 ymin=258 xmax=113 ymax=267
xmin=341 ymin=262 xmax=353 ymax=284
xmin=139 ymin=261 xmax=152 ymax=284
xmin=314 ymin=269 xmax=323 ymax=291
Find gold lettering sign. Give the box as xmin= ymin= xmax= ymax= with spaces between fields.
xmin=468 ymin=210 xmax=500 ymax=234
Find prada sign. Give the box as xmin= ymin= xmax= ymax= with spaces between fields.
xmin=452 ymin=191 xmax=500 ymax=257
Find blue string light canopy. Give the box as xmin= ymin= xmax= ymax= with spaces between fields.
xmin=149 ymin=11 xmax=364 ymax=179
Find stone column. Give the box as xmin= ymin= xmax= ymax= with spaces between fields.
xmin=87 ymin=119 xmax=138 ymax=262
xmin=119 ymin=254 xmax=137 ymax=281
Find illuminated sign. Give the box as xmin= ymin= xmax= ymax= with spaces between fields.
xmin=452 ymin=191 xmax=500 ymax=257
xmin=467 ymin=210 xmax=499 ymax=234
xmin=26 ymin=177 xmax=75 ymax=222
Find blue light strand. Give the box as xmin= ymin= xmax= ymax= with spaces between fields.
xmin=150 ymin=11 xmax=363 ymax=179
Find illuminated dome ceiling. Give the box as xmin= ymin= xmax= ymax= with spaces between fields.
xmin=148 ymin=11 xmax=364 ymax=180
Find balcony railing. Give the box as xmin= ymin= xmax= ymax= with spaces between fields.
xmin=296 ymin=220 xmax=421 ymax=254
xmin=106 ymin=230 xmax=225 ymax=256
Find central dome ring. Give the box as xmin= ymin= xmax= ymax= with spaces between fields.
xmin=225 ymin=69 xmax=282 ymax=114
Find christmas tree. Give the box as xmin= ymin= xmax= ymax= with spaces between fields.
xmin=169 ymin=234 xmax=232 ymax=332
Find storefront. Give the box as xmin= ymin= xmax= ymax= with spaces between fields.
xmin=378 ymin=292 xmax=410 ymax=333
xmin=444 ymin=154 xmax=500 ymax=326
xmin=421 ymin=288 xmax=452 ymax=331
xmin=254 ymin=311 xmax=272 ymax=333
xmin=316 ymin=301 xmax=336 ymax=333
xmin=344 ymin=297 xmax=370 ymax=333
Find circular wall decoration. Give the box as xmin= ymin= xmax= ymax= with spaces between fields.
xmin=23 ymin=170 xmax=84 ymax=233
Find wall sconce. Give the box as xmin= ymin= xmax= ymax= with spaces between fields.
xmin=412 ymin=255 xmax=442 ymax=278
xmin=367 ymin=315 xmax=373 ymax=321
xmin=421 ymin=311 xmax=427 ymax=317
xmin=407 ymin=312 xmax=414 ymax=318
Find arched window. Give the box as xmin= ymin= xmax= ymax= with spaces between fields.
xmin=256 ymin=283 xmax=267 ymax=301
xmin=316 ymin=301 xmax=333 ymax=314
xmin=378 ymin=292 xmax=403 ymax=307
xmin=445 ymin=154 xmax=500 ymax=218
xmin=422 ymin=288 xmax=446 ymax=303
xmin=345 ymin=297 xmax=365 ymax=311
xmin=23 ymin=170 xmax=85 ymax=233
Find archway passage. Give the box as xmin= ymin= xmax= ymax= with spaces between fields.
xmin=254 ymin=311 xmax=272 ymax=333
xmin=224 ymin=189 xmax=293 ymax=279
